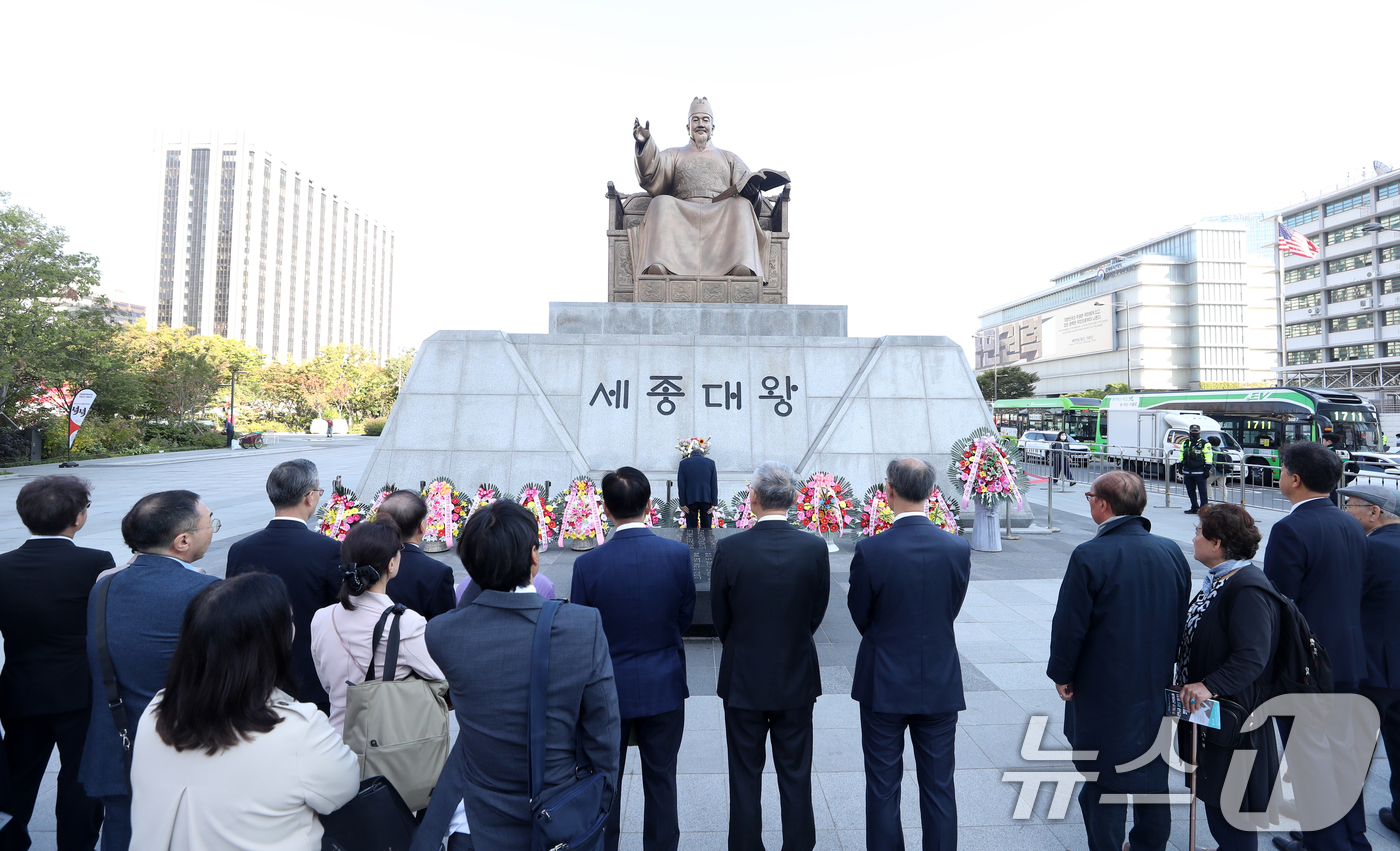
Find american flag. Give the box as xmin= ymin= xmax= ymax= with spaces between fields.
xmin=1278 ymin=222 xmax=1320 ymax=259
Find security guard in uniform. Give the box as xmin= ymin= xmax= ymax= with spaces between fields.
xmin=1180 ymin=423 xmax=1214 ymax=514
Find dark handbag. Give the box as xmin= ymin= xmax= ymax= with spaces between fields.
xmin=93 ymin=576 xmax=132 ymax=792
xmin=1202 ymin=696 xmax=1249 ymax=749
xmin=320 ymin=776 xmax=417 ymax=851
xmin=530 ymin=600 xmax=608 ymax=851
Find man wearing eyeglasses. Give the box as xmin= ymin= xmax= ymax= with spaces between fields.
xmin=79 ymin=490 xmax=221 ymax=851
xmin=1342 ymin=485 xmax=1400 ymax=837
xmin=1049 ymin=471 xmax=1190 ymax=851
xmin=226 ymin=459 xmax=342 ymax=713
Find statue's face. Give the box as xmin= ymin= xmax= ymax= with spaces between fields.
xmin=688 ymin=113 xmax=713 ymax=144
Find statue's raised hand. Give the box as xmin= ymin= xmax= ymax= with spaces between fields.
xmin=633 ymin=118 xmax=650 ymax=144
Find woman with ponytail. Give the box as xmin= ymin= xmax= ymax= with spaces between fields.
xmin=309 ymin=517 xmax=444 ymax=735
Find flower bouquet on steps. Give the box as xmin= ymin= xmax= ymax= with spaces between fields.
xmin=795 ymin=472 xmax=855 ymax=551
xmin=729 ymin=486 xmax=757 ymax=530
xmin=421 ymin=477 xmax=468 ymax=552
xmin=464 ymin=483 xmax=503 ymax=525
xmin=517 ymin=483 xmax=558 ymax=552
xmin=557 ymin=477 xmax=609 ymax=551
xmin=367 ymin=483 xmax=397 ymax=518
xmin=857 ymin=486 xmax=895 ymax=538
xmin=316 ymin=477 xmax=368 ymax=541
xmin=948 ymin=427 xmax=1026 ymax=552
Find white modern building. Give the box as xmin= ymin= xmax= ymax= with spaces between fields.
xmin=150 ymin=132 xmax=393 ymax=362
xmin=1275 ymin=168 xmax=1400 ymax=409
xmin=975 ymin=220 xmax=1279 ymax=398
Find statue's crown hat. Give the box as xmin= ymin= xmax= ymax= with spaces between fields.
xmin=689 ymin=97 xmax=712 ymax=119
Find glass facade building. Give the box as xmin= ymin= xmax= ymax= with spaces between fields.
xmin=151 ymin=132 xmax=393 ymax=362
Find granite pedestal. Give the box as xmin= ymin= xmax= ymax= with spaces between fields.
xmin=360 ymin=302 xmax=1015 ymax=531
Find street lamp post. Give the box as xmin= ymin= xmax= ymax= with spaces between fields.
xmin=1094 ymin=299 xmax=1131 ymax=391
xmin=228 ymin=370 xmax=247 ymax=427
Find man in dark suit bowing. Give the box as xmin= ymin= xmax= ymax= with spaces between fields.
xmin=572 ymin=466 xmax=696 ymax=851
xmin=0 ymin=476 xmax=111 ymax=851
xmin=712 ymin=460 xmax=830 ymax=851
xmin=225 ymin=459 xmax=341 ymax=712
xmin=1266 ymin=442 xmax=1370 ymax=851
xmin=374 ymin=490 xmax=457 ymax=619
xmin=848 ymin=458 xmax=970 ymax=851
xmin=1342 ymin=484 xmax=1400 ymax=836
xmin=677 ymin=439 xmax=718 ymax=529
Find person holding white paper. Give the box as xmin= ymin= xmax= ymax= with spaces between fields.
xmin=1176 ymin=503 xmax=1280 ymax=850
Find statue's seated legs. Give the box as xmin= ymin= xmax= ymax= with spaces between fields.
xmin=647 ymin=261 xmax=756 ymax=277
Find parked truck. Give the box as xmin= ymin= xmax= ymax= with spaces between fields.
xmin=1101 ymin=401 xmax=1244 ymax=480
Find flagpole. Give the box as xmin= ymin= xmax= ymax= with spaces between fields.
xmin=1275 ymin=216 xmax=1287 ymax=387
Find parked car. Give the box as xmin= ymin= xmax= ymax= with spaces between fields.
xmin=1016 ymin=431 xmax=1091 ymax=466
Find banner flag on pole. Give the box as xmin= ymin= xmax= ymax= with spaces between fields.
xmin=68 ymin=389 xmax=97 ymax=450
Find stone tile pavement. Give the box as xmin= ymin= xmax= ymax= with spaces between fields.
xmin=3 ymin=447 xmax=1396 ymax=850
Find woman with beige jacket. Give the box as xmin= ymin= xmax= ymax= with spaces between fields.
xmin=130 ymin=573 xmax=360 ymax=851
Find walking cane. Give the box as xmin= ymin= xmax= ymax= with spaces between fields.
xmin=1189 ymin=725 xmax=1199 ymax=851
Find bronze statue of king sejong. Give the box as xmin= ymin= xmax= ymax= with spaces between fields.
xmin=629 ymin=97 xmax=788 ymax=283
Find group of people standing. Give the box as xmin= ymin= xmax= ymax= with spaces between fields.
xmin=1050 ymin=441 xmax=1400 ymax=851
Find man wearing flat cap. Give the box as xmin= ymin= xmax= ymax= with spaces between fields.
xmin=1343 ymin=484 xmax=1400 ymax=836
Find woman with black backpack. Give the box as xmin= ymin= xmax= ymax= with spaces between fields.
xmin=1050 ymin=431 xmax=1076 ymax=487
xmin=1175 ymin=503 xmax=1280 ymax=849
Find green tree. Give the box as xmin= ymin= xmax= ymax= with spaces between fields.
xmin=0 ymin=192 xmax=108 ymax=425
xmin=1103 ymin=382 xmax=1131 ymax=395
xmin=1077 ymin=388 xmax=1107 ymax=400
xmin=119 ymin=325 xmax=265 ymax=426
xmin=977 ymin=366 xmax=1038 ymax=401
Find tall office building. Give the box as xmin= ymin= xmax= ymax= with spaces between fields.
xmin=975 ymin=220 xmax=1279 ymax=397
xmin=150 ymin=132 xmax=393 ymax=362
xmin=1275 ymin=168 xmax=1400 ymax=407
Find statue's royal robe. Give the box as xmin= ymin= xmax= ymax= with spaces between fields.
xmin=630 ymin=137 xmax=770 ymax=282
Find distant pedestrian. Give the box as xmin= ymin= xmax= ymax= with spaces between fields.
xmin=712 ymin=461 xmax=830 ymax=851
xmin=848 ymin=458 xmax=970 ymax=850
xmin=1181 ymin=424 xmax=1213 ymax=514
xmin=1050 ymin=431 xmax=1076 ymax=487
xmin=677 ymin=439 xmax=718 ymax=530
xmin=224 ymin=418 xmax=235 ymax=449
xmin=1340 ymin=484 xmax=1400 ymax=836
xmin=326 ymin=418 xmax=333 ymax=440
xmin=1206 ymin=435 xmax=1227 ymax=501
xmin=1048 ymin=470 xmax=1190 ymax=851
xmin=0 ymin=476 xmax=111 ymax=851
xmin=1176 ymin=503 xmax=1279 ymax=850
xmin=573 ymin=467 xmax=695 ymax=851
xmin=130 ymin=574 xmax=359 ymax=851
xmin=80 ymin=490 xmax=221 ymax=851
xmin=1265 ymin=442 xmax=1368 ymax=851
xmin=374 ymin=490 xmax=457 ymax=619
xmin=225 ymin=460 xmax=342 ymax=713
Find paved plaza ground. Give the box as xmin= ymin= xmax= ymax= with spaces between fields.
xmin=1 ymin=440 xmax=1396 ymax=850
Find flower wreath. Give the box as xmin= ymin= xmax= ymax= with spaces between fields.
xmin=315 ymin=477 xmax=368 ymax=542
xmin=949 ymin=427 xmax=1027 ymax=509
xmin=421 ymin=477 xmax=468 ymax=548
xmin=794 ymin=472 xmax=855 ymax=536
xmin=557 ymin=477 xmax=609 ymax=544
xmin=517 ymin=483 xmax=558 ymax=552
xmin=464 ymin=483 xmax=503 ymax=524
xmin=857 ymin=485 xmax=895 ymax=538
xmin=729 ymin=486 xmax=757 ymax=529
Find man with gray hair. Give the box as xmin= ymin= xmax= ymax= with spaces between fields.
xmin=225 ymin=459 xmax=342 ymax=711
xmin=711 ymin=461 xmax=830 ymax=851
xmin=1342 ymin=484 xmax=1400 ymax=834
xmin=848 ymin=458 xmax=970 ymax=850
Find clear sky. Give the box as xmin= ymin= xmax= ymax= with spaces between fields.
xmin=4 ymin=0 xmax=1398 ymax=365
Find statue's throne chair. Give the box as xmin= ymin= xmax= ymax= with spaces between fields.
xmin=604 ymin=182 xmax=790 ymax=304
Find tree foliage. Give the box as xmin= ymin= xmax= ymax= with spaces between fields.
xmin=977 ymin=366 xmax=1038 ymax=401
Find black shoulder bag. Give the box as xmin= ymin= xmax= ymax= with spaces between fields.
xmin=530 ymin=599 xmax=608 ymax=851
xmin=94 ymin=575 xmax=133 ymax=791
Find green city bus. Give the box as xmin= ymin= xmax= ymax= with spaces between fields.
xmin=1096 ymin=387 xmax=1381 ymax=485
xmin=991 ymin=397 xmax=1104 ymax=443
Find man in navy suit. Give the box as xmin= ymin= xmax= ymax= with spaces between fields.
xmin=1048 ymin=471 xmax=1190 ymax=851
xmin=677 ymin=442 xmax=718 ymax=529
xmin=712 ymin=461 xmax=830 ymax=851
xmin=848 ymin=458 xmax=971 ymax=851
xmin=225 ymin=459 xmax=341 ymax=711
xmin=573 ymin=467 xmax=696 ymax=851
xmin=0 ymin=477 xmax=111 ymax=851
xmin=1344 ymin=484 xmax=1400 ymax=836
xmin=79 ymin=490 xmax=220 ymax=851
xmin=374 ymin=490 xmax=457 ymax=619
xmin=1266 ymin=442 xmax=1369 ymax=851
